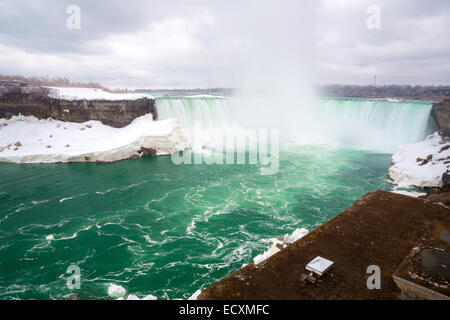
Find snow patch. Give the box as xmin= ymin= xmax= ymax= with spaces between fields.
xmin=47 ymin=87 xmax=154 ymax=101
xmin=188 ymin=290 xmax=202 ymax=300
xmin=118 ymin=294 xmax=158 ymax=300
xmin=391 ymin=189 xmax=427 ymax=198
xmin=0 ymin=114 xmax=190 ymax=164
xmin=389 ymin=132 xmax=450 ymax=188
xmin=253 ymin=228 xmax=309 ymax=265
xmin=285 ymin=228 xmax=310 ymax=244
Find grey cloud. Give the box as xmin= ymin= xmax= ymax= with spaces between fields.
xmin=0 ymin=0 xmax=449 ymax=87
xmin=315 ymin=0 xmax=450 ymax=85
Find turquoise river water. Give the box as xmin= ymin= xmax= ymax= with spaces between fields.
xmin=0 ymin=97 xmax=435 ymax=299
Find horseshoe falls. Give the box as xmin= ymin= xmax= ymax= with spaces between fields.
xmin=156 ymin=97 xmax=436 ymax=153
xmin=0 ymin=95 xmax=437 ymax=300
xmin=156 ymin=97 xmax=237 ymax=131
xmin=315 ymin=99 xmax=436 ymax=152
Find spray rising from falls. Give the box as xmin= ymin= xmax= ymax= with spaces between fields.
xmin=156 ymin=97 xmax=437 ymax=154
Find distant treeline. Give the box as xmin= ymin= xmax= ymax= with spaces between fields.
xmin=143 ymin=85 xmax=450 ymax=100
xmin=1 ymin=74 xmax=449 ymax=100
xmin=318 ymin=85 xmax=450 ymax=101
xmin=137 ymin=88 xmax=234 ymax=96
xmin=0 ymin=74 xmax=103 ymax=88
xmin=0 ymin=74 xmax=128 ymax=93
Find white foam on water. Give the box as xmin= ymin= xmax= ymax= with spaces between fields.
xmin=118 ymin=294 xmax=157 ymax=300
xmin=108 ymin=284 xmax=126 ymax=298
xmin=45 ymin=235 xmax=54 ymax=241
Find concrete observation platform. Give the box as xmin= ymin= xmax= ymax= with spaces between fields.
xmin=199 ymin=190 xmax=450 ymax=300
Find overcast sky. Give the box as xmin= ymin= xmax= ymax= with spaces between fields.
xmin=0 ymin=0 xmax=449 ymax=88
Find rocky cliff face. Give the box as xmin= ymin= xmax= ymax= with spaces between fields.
xmin=432 ymin=100 xmax=450 ymax=136
xmin=0 ymin=87 xmax=157 ymax=127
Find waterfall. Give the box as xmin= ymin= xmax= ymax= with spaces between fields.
xmin=156 ymin=97 xmax=237 ymax=131
xmin=156 ymin=96 xmax=437 ymax=153
xmin=315 ymin=99 xmax=436 ymax=152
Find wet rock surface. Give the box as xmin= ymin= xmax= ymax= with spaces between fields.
xmin=442 ymin=173 xmax=450 ymax=189
xmin=138 ymin=147 xmax=157 ymax=157
xmin=432 ymin=100 xmax=450 ymax=137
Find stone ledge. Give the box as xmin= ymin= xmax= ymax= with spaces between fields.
xmin=199 ymin=190 xmax=450 ymax=300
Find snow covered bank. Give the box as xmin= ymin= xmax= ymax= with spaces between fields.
xmin=389 ymin=132 xmax=450 ymax=188
xmin=188 ymin=290 xmax=202 ymax=300
xmin=0 ymin=114 xmax=190 ymax=164
xmin=253 ymin=228 xmax=309 ymax=265
xmin=47 ymin=87 xmax=154 ymax=101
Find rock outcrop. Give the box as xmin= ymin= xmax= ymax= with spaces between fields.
xmin=0 ymin=86 xmax=157 ymax=128
xmin=138 ymin=147 xmax=157 ymax=157
xmin=432 ymin=100 xmax=450 ymax=137
xmin=422 ymin=189 xmax=450 ymax=206
xmin=443 ymin=173 xmax=450 ymax=189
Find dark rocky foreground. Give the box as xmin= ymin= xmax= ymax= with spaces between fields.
xmin=0 ymin=86 xmax=157 ymax=128
xmin=199 ymin=190 xmax=449 ymax=300
xmin=432 ymin=100 xmax=450 ymax=137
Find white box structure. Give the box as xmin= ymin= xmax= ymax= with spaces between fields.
xmin=305 ymin=256 xmax=334 ymax=276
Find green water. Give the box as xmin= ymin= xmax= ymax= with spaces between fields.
xmin=0 ymin=145 xmax=394 ymax=300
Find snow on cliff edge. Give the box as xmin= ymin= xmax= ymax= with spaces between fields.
xmin=0 ymin=114 xmax=190 ymax=164
xmin=46 ymin=87 xmax=154 ymax=101
xmin=388 ymin=132 xmax=450 ymax=188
